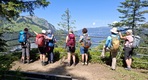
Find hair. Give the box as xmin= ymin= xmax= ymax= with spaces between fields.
xmin=24 ymin=28 xmax=28 ymax=31
xmin=126 ymin=29 xmax=132 ymax=35
xmin=69 ymin=29 xmax=73 ymax=33
xmin=82 ymin=28 xmax=87 ymax=33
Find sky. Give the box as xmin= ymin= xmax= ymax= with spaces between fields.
xmin=21 ymin=0 xmax=148 ymax=30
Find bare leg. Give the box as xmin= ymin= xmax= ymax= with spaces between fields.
xmin=67 ymin=52 xmax=71 ymax=65
xmin=40 ymin=54 xmax=43 ymax=61
xmin=101 ymin=46 xmax=106 ymax=57
xmin=129 ymin=58 xmax=132 ymax=68
xmin=85 ymin=53 xmax=88 ymax=65
xmin=72 ymin=53 xmax=76 ymax=64
xmin=42 ymin=54 xmax=46 ymax=62
xmin=81 ymin=54 xmax=85 ymax=64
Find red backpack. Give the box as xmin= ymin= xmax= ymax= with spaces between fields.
xmin=35 ymin=34 xmax=45 ymax=47
xmin=67 ymin=34 xmax=75 ymax=47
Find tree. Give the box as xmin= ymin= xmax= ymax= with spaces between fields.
xmin=0 ymin=0 xmax=50 ymax=52
xmin=58 ymin=8 xmax=76 ymax=32
xmin=141 ymin=22 xmax=148 ymax=28
xmin=117 ymin=0 xmax=148 ymax=34
xmin=0 ymin=0 xmax=50 ymax=20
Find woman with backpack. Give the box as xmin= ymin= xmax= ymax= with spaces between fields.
xmin=46 ymin=30 xmax=56 ymax=64
xmin=119 ymin=29 xmax=133 ymax=70
xmin=66 ymin=29 xmax=76 ymax=66
xmin=79 ymin=28 xmax=91 ymax=65
xmin=34 ymin=30 xmax=53 ymax=66
xmin=101 ymin=27 xmax=120 ymax=70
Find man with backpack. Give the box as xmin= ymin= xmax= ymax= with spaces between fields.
xmin=79 ymin=28 xmax=91 ymax=65
xmin=101 ymin=27 xmax=120 ymax=70
xmin=66 ymin=29 xmax=76 ymax=66
xmin=19 ymin=28 xmax=32 ymax=64
xmin=46 ymin=30 xmax=56 ymax=64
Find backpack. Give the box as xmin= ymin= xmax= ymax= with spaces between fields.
xmin=47 ymin=34 xmax=54 ymax=47
xmin=35 ymin=34 xmax=45 ymax=47
xmin=110 ymin=36 xmax=120 ymax=51
xmin=132 ymin=35 xmax=141 ymax=48
xmin=67 ymin=34 xmax=75 ymax=47
xmin=81 ymin=35 xmax=91 ymax=49
xmin=18 ymin=31 xmax=27 ymax=43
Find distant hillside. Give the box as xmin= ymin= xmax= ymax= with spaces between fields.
xmin=1 ymin=16 xmax=56 ymax=33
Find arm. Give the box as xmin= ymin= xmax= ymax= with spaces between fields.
xmin=105 ymin=37 xmax=111 ymax=48
xmin=119 ymin=32 xmax=126 ymax=40
xmin=33 ymin=31 xmax=38 ymax=35
xmin=45 ymin=34 xmax=54 ymax=40
xmin=65 ymin=36 xmax=69 ymax=43
xmin=79 ymin=36 xmax=83 ymax=43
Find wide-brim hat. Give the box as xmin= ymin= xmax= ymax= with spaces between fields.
xmin=110 ymin=27 xmax=118 ymax=34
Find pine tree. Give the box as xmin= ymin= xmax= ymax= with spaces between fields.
xmin=0 ymin=0 xmax=50 ymax=52
xmin=58 ymin=8 xmax=76 ymax=32
xmin=0 ymin=0 xmax=50 ymax=20
xmin=117 ymin=0 xmax=148 ymax=34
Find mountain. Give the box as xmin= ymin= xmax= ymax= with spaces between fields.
xmin=1 ymin=16 xmax=56 ymax=33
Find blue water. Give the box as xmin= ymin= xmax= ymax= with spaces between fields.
xmin=76 ymin=27 xmax=111 ymax=46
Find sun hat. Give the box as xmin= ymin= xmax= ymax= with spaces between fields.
xmin=126 ymin=29 xmax=132 ymax=34
xmin=42 ymin=30 xmax=46 ymax=34
xmin=110 ymin=27 xmax=118 ymax=34
xmin=47 ymin=30 xmax=51 ymax=34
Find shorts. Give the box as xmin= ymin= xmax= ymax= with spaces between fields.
xmin=124 ymin=47 xmax=133 ymax=60
xmin=38 ymin=47 xmax=45 ymax=54
xmin=80 ymin=46 xmax=88 ymax=54
xmin=67 ymin=46 xmax=75 ymax=53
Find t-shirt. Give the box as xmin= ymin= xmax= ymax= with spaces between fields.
xmin=125 ymin=35 xmax=133 ymax=47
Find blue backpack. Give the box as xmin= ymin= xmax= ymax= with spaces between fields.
xmin=18 ymin=31 xmax=27 ymax=43
xmin=47 ymin=34 xmax=54 ymax=47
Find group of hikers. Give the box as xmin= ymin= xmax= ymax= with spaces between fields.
xmin=18 ymin=27 xmax=136 ymax=70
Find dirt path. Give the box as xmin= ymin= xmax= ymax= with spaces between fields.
xmin=11 ymin=59 xmax=148 ymax=80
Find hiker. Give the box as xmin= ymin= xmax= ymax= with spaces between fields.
xmin=66 ymin=29 xmax=76 ymax=66
xmin=20 ymin=28 xmax=32 ymax=64
xmin=34 ymin=30 xmax=53 ymax=66
xmin=79 ymin=28 xmax=91 ymax=65
xmin=46 ymin=30 xmax=56 ymax=64
xmin=101 ymin=27 xmax=120 ymax=70
xmin=119 ymin=30 xmax=133 ymax=70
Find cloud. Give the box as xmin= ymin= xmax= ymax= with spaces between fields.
xmin=92 ymin=22 xmax=96 ymax=26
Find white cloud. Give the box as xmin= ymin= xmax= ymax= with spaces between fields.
xmin=92 ymin=22 xmax=96 ymax=26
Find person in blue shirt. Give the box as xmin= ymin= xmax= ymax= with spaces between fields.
xmin=101 ymin=27 xmax=119 ymax=70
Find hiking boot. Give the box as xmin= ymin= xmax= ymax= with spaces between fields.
xmin=84 ymin=62 xmax=88 ymax=65
xmin=125 ymin=67 xmax=131 ymax=71
xmin=66 ymin=63 xmax=70 ymax=66
xmin=21 ymin=60 xmax=25 ymax=64
xmin=50 ymin=61 xmax=53 ymax=64
xmin=72 ymin=63 xmax=76 ymax=66
xmin=82 ymin=62 xmax=85 ymax=65
xmin=42 ymin=61 xmax=46 ymax=66
xmin=27 ymin=60 xmax=30 ymax=64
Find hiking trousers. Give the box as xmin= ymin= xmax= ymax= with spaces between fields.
xmin=48 ymin=47 xmax=54 ymax=62
xmin=111 ymin=51 xmax=118 ymax=70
